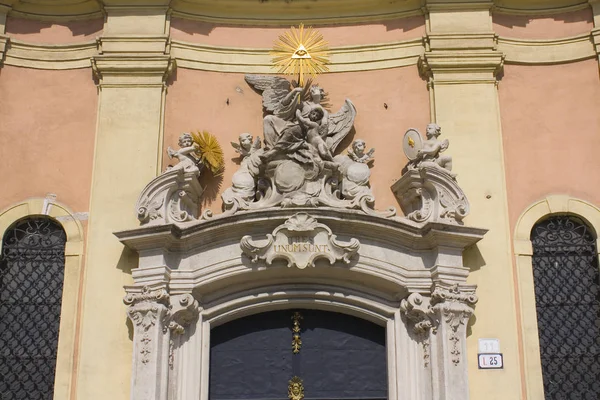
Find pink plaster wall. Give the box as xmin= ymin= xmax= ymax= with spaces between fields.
xmin=0 ymin=66 xmax=98 ymax=212
xmin=170 ymin=17 xmax=425 ymax=47
xmin=164 ymin=68 xmax=430 ymax=212
xmin=5 ymin=17 xmax=103 ymax=44
xmin=493 ymin=8 xmax=593 ymax=39
xmin=499 ymin=60 xmax=600 ymax=231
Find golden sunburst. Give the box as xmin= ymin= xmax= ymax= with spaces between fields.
xmin=271 ymin=23 xmax=330 ymax=86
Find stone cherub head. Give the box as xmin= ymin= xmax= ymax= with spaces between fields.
xmin=231 ymin=133 xmax=261 ymax=157
xmin=425 ymin=123 xmax=441 ymax=139
xmin=348 ymin=139 xmax=375 ymax=164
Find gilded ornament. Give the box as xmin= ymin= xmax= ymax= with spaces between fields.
xmin=288 ymin=376 xmax=304 ymax=400
xmin=292 ymin=311 xmax=303 ymax=354
xmin=271 ymin=23 xmax=330 ymax=86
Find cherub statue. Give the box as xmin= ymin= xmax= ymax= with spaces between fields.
xmin=414 ymin=123 xmax=452 ymax=172
xmin=227 ymin=133 xmax=263 ymax=201
xmin=347 ymin=139 xmax=375 ymax=164
xmin=231 ymin=132 xmax=261 ymax=158
xmin=245 ymin=75 xmax=356 ymax=155
xmin=167 ymin=133 xmax=202 ymax=172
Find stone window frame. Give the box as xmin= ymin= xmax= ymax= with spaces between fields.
xmin=0 ymin=198 xmax=85 ymax=400
xmin=513 ymin=194 xmax=600 ymax=400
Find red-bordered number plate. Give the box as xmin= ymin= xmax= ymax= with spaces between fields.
xmin=478 ymin=353 xmax=503 ymax=369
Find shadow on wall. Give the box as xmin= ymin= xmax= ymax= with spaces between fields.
xmin=170 ymin=16 xmax=424 ymax=37
xmin=463 ymin=243 xmax=485 ymax=274
xmin=5 ymin=17 xmax=104 ymax=37
xmin=492 ymin=8 xmax=593 ymax=29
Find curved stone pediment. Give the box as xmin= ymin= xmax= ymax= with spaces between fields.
xmin=116 ymin=207 xmax=485 ymax=296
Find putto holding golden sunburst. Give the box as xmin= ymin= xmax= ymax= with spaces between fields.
xmin=271 ymin=23 xmax=330 ymax=86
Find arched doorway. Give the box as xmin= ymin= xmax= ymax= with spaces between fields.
xmin=209 ymin=309 xmax=387 ymax=400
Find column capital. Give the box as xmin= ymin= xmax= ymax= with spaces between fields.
xmin=124 ymin=287 xmax=199 ymax=400
xmin=91 ymin=54 xmax=175 ymax=87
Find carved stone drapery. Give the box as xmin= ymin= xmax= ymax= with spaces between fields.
xmin=124 ymin=287 xmax=199 ymax=400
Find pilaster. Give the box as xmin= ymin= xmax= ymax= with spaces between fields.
xmin=0 ymin=4 xmax=11 ymax=65
xmin=420 ymin=1 xmax=520 ymax=398
xmin=400 ymin=282 xmax=478 ymax=400
xmin=124 ymin=287 xmax=199 ymax=400
xmin=589 ymin=1 xmax=600 ymax=67
xmin=77 ymin=4 xmax=175 ymax=400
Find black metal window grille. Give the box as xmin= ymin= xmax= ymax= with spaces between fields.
xmin=0 ymin=217 xmax=66 ymax=400
xmin=531 ymin=215 xmax=600 ymax=399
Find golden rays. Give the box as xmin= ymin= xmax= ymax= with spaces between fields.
xmin=271 ymin=24 xmax=330 ymax=86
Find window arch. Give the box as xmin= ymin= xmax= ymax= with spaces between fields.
xmin=0 ymin=217 xmax=67 ymax=399
xmin=530 ymin=215 xmax=600 ymax=398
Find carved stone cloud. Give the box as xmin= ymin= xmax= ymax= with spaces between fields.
xmin=240 ymin=212 xmax=360 ymax=269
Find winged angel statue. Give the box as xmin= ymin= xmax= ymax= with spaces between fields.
xmin=221 ymin=75 xmax=395 ymax=217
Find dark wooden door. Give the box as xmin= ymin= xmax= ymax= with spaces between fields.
xmin=209 ymin=309 xmax=387 ymax=400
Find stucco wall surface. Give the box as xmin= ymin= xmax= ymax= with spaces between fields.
xmin=499 ymin=60 xmax=600 ymax=231
xmin=492 ymin=8 xmax=593 ymax=39
xmin=5 ymin=17 xmax=103 ymax=44
xmin=164 ymin=67 xmax=430 ymax=214
xmin=0 ymin=66 xmax=97 ymax=212
xmin=170 ymin=16 xmax=425 ymax=47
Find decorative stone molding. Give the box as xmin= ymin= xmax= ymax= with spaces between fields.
xmin=124 ymin=286 xmax=200 ymax=399
xmin=136 ymin=168 xmax=204 ymax=226
xmin=0 ymin=34 xmax=8 ymax=66
xmin=91 ymin=54 xmax=175 ymax=87
xmin=393 ymin=124 xmax=469 ymax=225
xmin=3 ymin=39 xmax=98 ymax=70
xmin=498 ymin=34 xmax=596 ymax=65
xmin=136 ymin=133 xmax=214 ymax=226
xmin=430 ymin=282 xmax=478 ymax=366
xmin=400 ymin=293 xmax=436 ymax=367
xmin=171 ymin=39 xmax=423 ymax=73
xmin=393 ymin=166 xmax=469 ymax=224
xmin=419 ymin=51 xmax=505 ymax=85
xmin=240 ymin=212 xmax=360 ymax=269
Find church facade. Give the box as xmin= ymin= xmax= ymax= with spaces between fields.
xmin=0 ymin=1 xmax=599 ymax=399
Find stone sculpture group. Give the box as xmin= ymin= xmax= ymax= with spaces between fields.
xmin=135 ymin=74 xmax=469 ymax=226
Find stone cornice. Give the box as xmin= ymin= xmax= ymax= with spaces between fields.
xmin=3 ymin=38 xmax=97 ymax=69
xmin=172 ymin=38 xmax=423 ymax=73
xmin=419 ymin=51 xmax=505 ymax=84
xmin=0 ymin=34 xmax=8 ymax=65
xmin=91 ymin=54 xmax=174 ymax=87
xmin=115 ymin=208 xmax=487 ymax=253
xmin=0 ymin=0 xmax=593 ymax=22
xmin=498 ymin=33 xmax=596 ymax=64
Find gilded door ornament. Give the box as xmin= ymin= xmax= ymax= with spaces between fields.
xmin=292 ymin=312 xmax=303 ymax=354
xmin=288 ymin=376 xmax=305 ymax=400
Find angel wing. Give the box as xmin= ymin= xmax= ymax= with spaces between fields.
xmin=367 ymin=148 xmax=375 ymax=158
xmin=244 ymin=75 xmax=292 ymax=114
xmin=231 ymin=141 xmax=242 ymax=153
xmin=325 ymin=99 xmax=357 ymax=153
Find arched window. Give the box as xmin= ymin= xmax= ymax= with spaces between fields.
xmin=0 ymin=217 xmax=66 ymax=399
xmin=531 ymin=215 xmax=600 ymax=398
